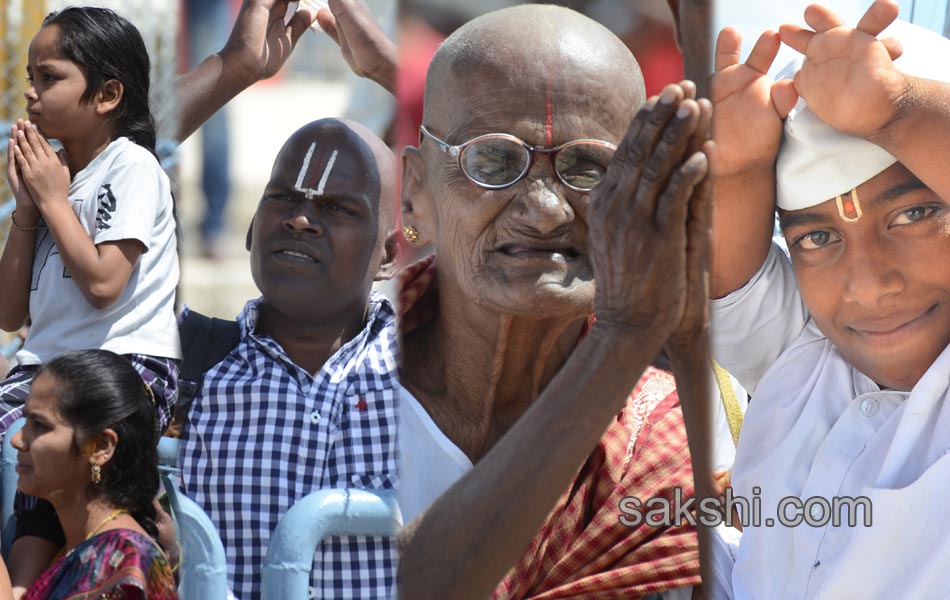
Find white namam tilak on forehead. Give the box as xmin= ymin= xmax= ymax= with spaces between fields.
xmin=294 ymin=142 xmax=339 ymax=199
xmin=776 ymin=20 xmax=950 ymax=213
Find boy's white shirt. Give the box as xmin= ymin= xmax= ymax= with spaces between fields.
xmin=17 ymin=137 xmax=181 ymax=364
xmin=711 ymin=243 xmax=950 ymax=599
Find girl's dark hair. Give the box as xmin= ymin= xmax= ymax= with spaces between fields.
xmin=42 ymin=7 xmax=157 ymax=153
xmin=36 ymin=350 xmax=160 ymax=541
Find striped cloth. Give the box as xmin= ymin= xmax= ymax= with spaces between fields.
xmin=397 ymin=257 xmax=700 ymax=599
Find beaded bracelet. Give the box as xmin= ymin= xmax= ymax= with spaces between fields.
xmin=11 ymin=210 xmax=39 ymax=231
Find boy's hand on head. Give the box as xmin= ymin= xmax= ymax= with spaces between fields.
xmin=12 ymin=122 xmax=69 ymax=211
xmin=317 ymin=0 xmax=396 ymax=94
xmin=779 ymin=0 xmax=906 ymax=139
xmin=710 ymin=28 xmax=787 ymax=179
xmin=7 ymin=124 xmax=36 ymax=213
xmin=220 ymin=0 xmax=318 ymax=86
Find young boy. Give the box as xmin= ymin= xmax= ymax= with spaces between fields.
xmin=710 ymin=1 xmax=950 ymax=597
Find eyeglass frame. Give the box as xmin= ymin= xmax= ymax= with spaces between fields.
xmin=418 ymin=125 xmax=618 ymax=192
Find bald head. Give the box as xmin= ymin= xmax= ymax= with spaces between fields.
xmin=423 ymin=4 xmax=645 ymax=135
xmin=269 ymin=118 xmax=397 ymax=233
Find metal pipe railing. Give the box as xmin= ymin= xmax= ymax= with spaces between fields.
xmin=262 ymin=488 xmax=402 ymax=599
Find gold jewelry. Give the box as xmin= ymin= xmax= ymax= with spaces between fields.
xmin=144 ymin=382 xmax=156 ymax=406
xmin=403 ymin=224 xmax=420 ymax=244
xmin=91 ymin=463 xmax=102 ymax=485
xmin=11 ymin=210 xmax=39 ymax=231
xmin=52 ymin=508 xmax=128 ymax=563
xmin=87 ymin=508 xmax=127 ymax=539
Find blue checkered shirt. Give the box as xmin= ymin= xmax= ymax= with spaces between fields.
xmin=179 ymin=292 xmax=398 ymax=599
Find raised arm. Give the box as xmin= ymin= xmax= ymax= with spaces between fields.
xmin=399 ymin=84 xmax=709 ymax=600
xmin=176 ymin=0 xmax=397 ymax=142
xmin=175 ymin=0 xmax=316 ymax=141
xmin=708 ymin=28 xmax=792 ymax=298
xmin=779 ymin=0 xmax=950 ymax=200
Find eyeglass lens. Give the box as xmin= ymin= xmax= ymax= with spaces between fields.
xmin=459 ymin=138 xmax=614 ymax=190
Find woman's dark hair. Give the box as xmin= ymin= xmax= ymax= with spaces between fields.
xmin=36 ymin=350 xmax=160 ymax=541
xmin=42 ymin=7 xmax=157 ymax=153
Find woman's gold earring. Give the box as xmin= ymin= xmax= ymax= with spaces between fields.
xmin=91 ymin=464 xmax=102 ymax=485
xmin=403 ymin=225 xmax=420 ymax=244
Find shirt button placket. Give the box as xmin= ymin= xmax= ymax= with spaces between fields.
xmin=859 ymin=397 xmax=879 ymax=418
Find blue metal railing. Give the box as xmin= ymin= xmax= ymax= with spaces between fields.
xmin=262 ymin=488 xmax=403 ymax=599
xmin=157 ymin=437 xmax=229 ymax=600
xmin=0 ymin=419 xmax=25 ymax=558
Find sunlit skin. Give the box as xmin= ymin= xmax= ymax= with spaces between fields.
xmin=24 ymin=25 xmax=95 ymax=144
xmin=246 ymin=119 xmax=396 ymax=375
xmin=22 ymin=24 xmax=120 ymax=176
xmin=12 ymin=374 xmax=90 ymax=504
xmin=781 ymin=163 xmax=950 ymax=391
xmin=409 ymin=23 xmax=643 ymax=322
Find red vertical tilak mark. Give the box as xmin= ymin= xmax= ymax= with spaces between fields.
xmin=306 ymin=151 xmax=327 ymax=188
xmin=545 ymin=72 xmax=554 ymax=146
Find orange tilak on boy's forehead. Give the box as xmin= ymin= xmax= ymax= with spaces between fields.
xmin=836 ymin=190 xmax=863 ymax=223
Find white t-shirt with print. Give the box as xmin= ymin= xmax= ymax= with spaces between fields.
xmin=17 ymin=137 xmax=181 ymax=364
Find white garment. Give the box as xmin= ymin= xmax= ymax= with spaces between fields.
xmin=17 ymin=137 xmax=181 ymax=364
xmin=712 ymin=243 xmax=950 ymax=599
xmin=398 ymin=384 xmax=696 ymax=600
xmin=397 ymin=385 xmax=472 ymax=522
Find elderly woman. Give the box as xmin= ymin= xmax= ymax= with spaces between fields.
xmin=397 ymin=5 xmax=713 ymax=599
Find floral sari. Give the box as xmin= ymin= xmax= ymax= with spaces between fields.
xmin=24 ymin=528 xmax=177 ymax=600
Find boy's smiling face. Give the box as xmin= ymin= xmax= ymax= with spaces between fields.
xmin=781 ymin=162 xmax=950 ymax=390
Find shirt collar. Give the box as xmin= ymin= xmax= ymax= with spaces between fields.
xmin=235 ymin=291 xmax=395 ymax=376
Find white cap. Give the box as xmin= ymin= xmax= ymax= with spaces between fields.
xmin=776 ymin=20 xmax=950 ymax=211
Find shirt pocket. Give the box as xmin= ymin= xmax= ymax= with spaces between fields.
xmin=332 ymin=382 xmax=398 ymax=488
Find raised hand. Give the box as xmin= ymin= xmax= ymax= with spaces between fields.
xmin=588 ymin=84 xmax=708 ymax=339
xmin=670 ymin=87 xmax=713 ymax=351
xmin=11 ymin=121 xmax=69 ymax=212
xmin=779 ymin=0 xmax=905 ymax=139
xmin=220 ymin=0 xmax=318 ymax=86
xmin=710 ymin=28 xmax=791 ymax=178
xmin=317 ymin=0 xmax=397 ymax=93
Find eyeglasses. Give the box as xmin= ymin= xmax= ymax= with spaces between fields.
xmin=419 ymin=125 xmax=617 ymax=192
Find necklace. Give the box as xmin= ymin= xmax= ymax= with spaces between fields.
xmin=87 ymin=508 xmax=128 ymax=540
xmin=52 ymin=508 xmax=129 ymax=563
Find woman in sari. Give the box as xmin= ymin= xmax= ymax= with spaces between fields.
xmin=0 ymin=349 xmax=177 ymax=599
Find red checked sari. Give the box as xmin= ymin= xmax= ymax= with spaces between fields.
xmin=398 ymin=256 xmax=700 ymax=599
xmin=24 ymin=529 xmax=177 ymax=600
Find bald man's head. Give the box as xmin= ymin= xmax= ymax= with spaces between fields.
xmin=423 ymin=4 xmax=645 ymax=136
xmin=249 ymin=118 xmax=398 ymax=320
xmin=267 ymin=118 xmax=397 ymax=234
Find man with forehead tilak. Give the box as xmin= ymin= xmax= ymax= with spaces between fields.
xmin=398 ymin=5 xmax=714 ymax=600
xmin=179 ymin=118 xmax=401 ymax=599
xmin=709 ymin=0 xmax=950 ymax=597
